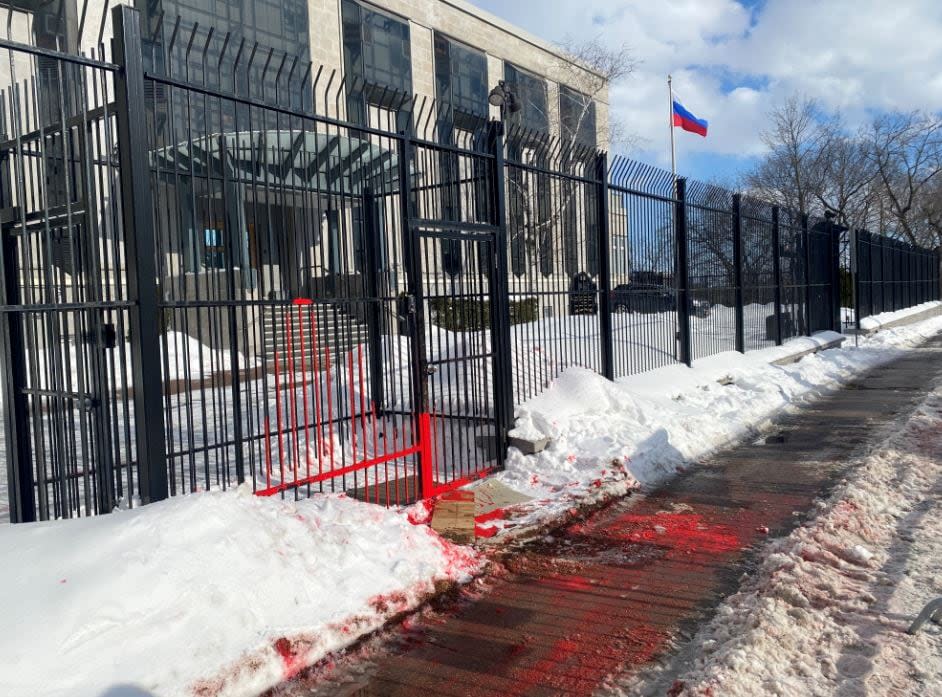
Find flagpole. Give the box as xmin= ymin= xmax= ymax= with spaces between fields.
xmin=668 ymin=74 xmax=676 ymax=178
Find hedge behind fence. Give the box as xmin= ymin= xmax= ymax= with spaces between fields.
xmin=429 ymin=297 xmax=539 ymax=331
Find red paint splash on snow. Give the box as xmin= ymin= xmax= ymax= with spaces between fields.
xmin=273 ymin=637 xmax=306 ymax=680
xmin=474 ymin=524 xmax=500 ymax=538
xmin=405 ymin=499 xmax=434 ymax=526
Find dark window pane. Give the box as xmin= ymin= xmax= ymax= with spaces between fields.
xmin=434 ymin=33 xmax=487 ymax=133
xmin=341 ymin=0 xmax=412 ymax=128
xmin=504 ymin=63 xmax=548 ymax=134
xmin=138 ymin=0 xmax=311 ymax=114
xmin=559 ymin=84 xmax=596 ymax=147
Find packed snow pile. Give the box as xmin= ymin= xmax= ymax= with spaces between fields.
xmin=859 ymin=300 xmax=942 ymax=331
xmin=622 ymin=381 xmax=942 ymax=696
xmin=0 ymin=489 xmax=479 ymax=697
xmin=477 ymin=315 xmax=942 ymax=537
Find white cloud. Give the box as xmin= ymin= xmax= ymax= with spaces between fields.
xmin=470 ymin=0 xmax=942 ymax=176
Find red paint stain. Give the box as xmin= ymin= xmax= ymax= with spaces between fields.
xmin=474 ymin=507 xmax=509 ymax=539
xmin=273 ymin=637 xmax=305 ymax=680
xmin=545 ymin=574 xmax=593 ymax=593
xmin=368 ymin=590 xmax=410 ymax=615
xmin=611 ymin=513 xmax=741 ymax=556
xmin=440 ymin=490 xmax=474 ymax=503
xmin=405 ymin=499 xmax=434 ymax=526
xmin=475 ymin=507 xmax=507 ymax=524
xmin=475 ymin=524 xmax=500 ymax=538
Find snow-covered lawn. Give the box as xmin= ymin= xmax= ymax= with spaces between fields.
xmin=476 ymin=315 xmax=942 ymax=538
xmin=0 ymin=490 xmax=479 ymax=697
xmin=616 ymin=375 xmax=942 ymax=696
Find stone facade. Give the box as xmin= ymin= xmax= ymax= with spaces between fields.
xmin=306 ymin=0 xmax=610 ymax=147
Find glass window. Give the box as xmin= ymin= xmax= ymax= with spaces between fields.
xmin=434 ymin=33 xmax=488 ymax=132
xmin=342 ymin=0 xmax=413 ymax=128
xmin=504 ymin=63 xmax=548 ymax=133
xmin=559 ymin=84 xmax=596 ymax=147
xmin=137 ymin=0 xmax=312 ymax=124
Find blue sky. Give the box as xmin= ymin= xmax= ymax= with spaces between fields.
xmin=467 ymin=0 xmax=942 ymax=185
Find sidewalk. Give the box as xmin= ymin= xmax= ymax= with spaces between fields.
xmin=277 ymin=333 xmax=942 ymax=697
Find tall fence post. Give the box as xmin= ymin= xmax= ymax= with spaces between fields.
xmin=488 ymin=121 xmax=514 ymax=449
xmin=596 ymin=151 xmax=614 ymax=380
xmin=0 ymin=211 xmax=35 ymax=522
xmin=771 ymin=206 xmax=784 ymax=345
xmin=879 ymin=235 xmax=886 ymax=313
xmin=852 ymin=229 xmax=862 ymax=333
xmin=362 ymin=187 xmax=385 ymax=414
xmin=112 ymin=5 xmax=168 ymax=504
xmin=675 ymin=178 xmax=692 ymax=366
xmin=828 ymin=215 xmax=841 ymax=332
xmin=219 ymin=135 xmax=244 ymax=485
xmin=932 ymin=247 xmax=942 ymax=300
xmin=732 ymin=194 xmax=745 ymax=353
xmin=802 ymin=213 xmax=812 ymax=335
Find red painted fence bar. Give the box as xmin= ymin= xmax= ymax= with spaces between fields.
xmin=252 ymin=298 xmax=498 ymax=505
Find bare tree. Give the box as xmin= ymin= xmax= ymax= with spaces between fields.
xmin=743 ymin=96 xmax=832 ymax=216
xmin=744 ymin=96 xmax=886 ymax=237
xmin=868 ymin=111 xmax=942 ymax=246
xmin=507 ymin=37 xmax=636 ymax=276
xmin=554 ymin=36 xmax=635 ymax=151
xmin=815 ymin=129 xmax=879 ymax=231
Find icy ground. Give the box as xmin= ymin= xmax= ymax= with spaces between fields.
xmin=614 ymin=373 xmax=942 ymax=696
xmin=475 ymin=314 xmax=942 ymax=538
xmin=0 ymin=490 xmax=479 ymax=697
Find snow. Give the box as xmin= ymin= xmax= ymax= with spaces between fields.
xmin=859 ymin=300 xmax=941 ymax=331
xmin=476 ymin=315 xmax=942 ymax=538
xmin=0 ymin=488 xmax=479 ymax=697
xmin=616 ymin=377 xmax=942 ymax=697
xmin=23 ymin=330 xmax=259 ymax=393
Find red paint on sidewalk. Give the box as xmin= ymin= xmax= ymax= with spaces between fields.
xmin=274 ymin=346 xmax=942 ymax=697
xmin=279 ymin=489 xmax=775 ymax=697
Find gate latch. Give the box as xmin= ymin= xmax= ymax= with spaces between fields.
xmin=100 ymin=323 xmax=118 ymax=350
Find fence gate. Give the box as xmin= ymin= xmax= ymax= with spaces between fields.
xmin=414 ymin=224 xmax=503 ymax=496
xmin=0 ymin=38 xmax=138 ymax=522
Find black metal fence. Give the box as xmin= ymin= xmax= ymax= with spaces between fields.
xmin=0 ymin=6 xmax=939 ymax=523
xmin=855 ymin=230 xmax=941 ymax=322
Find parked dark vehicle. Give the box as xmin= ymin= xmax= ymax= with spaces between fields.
xmin=611 ymin=284 xmax=711 ymax=317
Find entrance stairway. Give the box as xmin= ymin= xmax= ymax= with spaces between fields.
xmin=261 ymin=303 xmax=370 ymax=371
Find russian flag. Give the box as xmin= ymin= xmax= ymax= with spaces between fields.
xmin=672 ymin=99 xmax=708 ymax=137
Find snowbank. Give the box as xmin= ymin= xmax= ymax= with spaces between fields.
xmin=622 ymin=380 xmax=942 ymax=696
xmin=859 ymin=300 xmax=942 ymax=331
xmin=477 ymin=316 xmax=942 ymax=537
xmin=0 ymin=489 xmax=479 ymax=697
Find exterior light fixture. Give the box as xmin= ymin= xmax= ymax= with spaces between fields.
xmin=488 ymin=80 xmax=521 ymax=117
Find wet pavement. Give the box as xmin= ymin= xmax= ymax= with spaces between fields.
xmin=273 ymin=336 xmax=942 ymax=697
